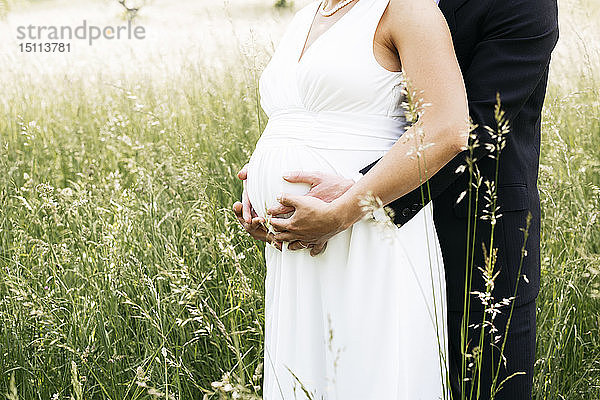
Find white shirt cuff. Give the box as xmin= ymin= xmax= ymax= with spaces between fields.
xmin=351 ymin=172 xmax=363 ymax=183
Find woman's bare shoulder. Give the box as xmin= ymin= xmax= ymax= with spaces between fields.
xmin=384 ymin=0 xmax=441 ymax=21
xmin=382 ymin=0 xmax=451 ymax=45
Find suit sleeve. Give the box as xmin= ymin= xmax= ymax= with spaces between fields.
xmin=359 ymin=0 xmax=559 ymax=224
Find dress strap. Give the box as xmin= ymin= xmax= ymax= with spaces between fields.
xmin=341 ymin=0 xmax=391 ymax=49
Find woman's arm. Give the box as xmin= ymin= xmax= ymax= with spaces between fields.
xmin=330 ymin=0 xmax=469 ymax=228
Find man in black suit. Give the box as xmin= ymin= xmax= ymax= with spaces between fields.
xmin=234 ymin=0 xmax=559 ymax=398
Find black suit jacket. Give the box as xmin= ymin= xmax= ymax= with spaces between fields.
xmin=360 ymin=0 xmax=559 ymax=312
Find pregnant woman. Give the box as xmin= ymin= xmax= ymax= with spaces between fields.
xmin=242 ymin=0 xmax=468 ymax=398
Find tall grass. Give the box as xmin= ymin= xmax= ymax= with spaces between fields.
xmin=532 ymin=78 xmax=600 ymax=399
xmin=0 ymin=46 xmax=270 ymax=398
xmin=0 ymin=0 xmax=598 ymax=399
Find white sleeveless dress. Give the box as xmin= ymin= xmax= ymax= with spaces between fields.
xmin=246 ymin=0 xmax=448 ymax=398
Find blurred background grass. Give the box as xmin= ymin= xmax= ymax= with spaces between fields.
xmin=0 ymin=0 xmax=598 ymax=399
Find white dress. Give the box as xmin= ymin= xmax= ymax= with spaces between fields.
xmin=246 ymin=0 xmax=448 ymax=398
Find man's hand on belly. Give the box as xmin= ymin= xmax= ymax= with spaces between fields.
xmin=266 ymin=171 xmax=354 ymax=215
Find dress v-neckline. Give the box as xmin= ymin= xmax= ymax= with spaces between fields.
xmin=296 ymin=0 xmax=362 ymax=64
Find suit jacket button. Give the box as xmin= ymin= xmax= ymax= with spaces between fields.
xmin=402 ymin=208 xmax=411 ymax=217
xmin=411 ymin=204 xmax=420 ymax=212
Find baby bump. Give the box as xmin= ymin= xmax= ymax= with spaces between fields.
xmin=246 ymin=144 xmax=347 ymax=218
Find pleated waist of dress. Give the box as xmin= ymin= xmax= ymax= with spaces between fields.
xmin=257 ymin=108 xmax=409 ymax=151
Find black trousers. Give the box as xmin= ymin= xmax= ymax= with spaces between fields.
xmin=447 ymin=300 xmax=537 ymax=400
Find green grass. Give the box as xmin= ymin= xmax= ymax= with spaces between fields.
xmin=533 ymin=83 xmax=600 ymax=399
xmin=0 ymin=52 xmax=270 ymax=398
xmin=0 ymin=1 xmax=599 ymax=399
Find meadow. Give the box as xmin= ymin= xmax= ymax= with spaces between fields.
xmin=0 ymin=0 xmax=598 ymax=399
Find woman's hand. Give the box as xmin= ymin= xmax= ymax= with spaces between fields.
xmin=268 ymin=193 xmax=361 ymax=251
xmin=233 ymin=202 xmax=282 ymax=251
xmin=237 ymin=164 xmax=255 ymax=224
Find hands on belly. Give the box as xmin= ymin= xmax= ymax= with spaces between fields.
xmin=234 ymin=165 xmax=355 ymax=256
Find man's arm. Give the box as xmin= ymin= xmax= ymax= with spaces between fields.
xmin=361 ymin=0 xmax=560 ymax=225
